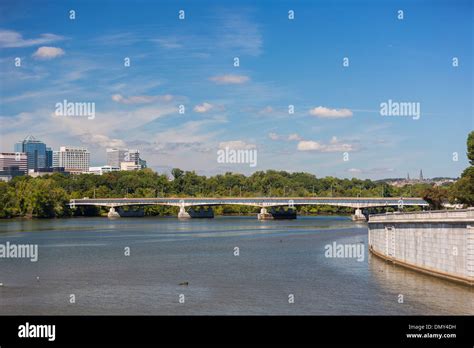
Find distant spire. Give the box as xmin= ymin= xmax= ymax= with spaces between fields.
xmin=419 ymin=169 xmax=423 ymax=181
xmin=407 ymin=172 xmax=410 ymax=180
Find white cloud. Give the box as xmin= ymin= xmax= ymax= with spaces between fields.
xmin=268 ymin=132 xmax=302 ymax=141
xmin=32 ymin=46 xmax=65 ymax=59
xmin=111 ymin=94 xmax=174 ymax=104
xmin=288 ymin=133 xmax=302 ymax=141
xmin=219 ymin=140 xmax=256 ymax=150
xmin=309 ymin=106 xmax=353 ymax=118
xmin=0 ymin=30 xmax=64 ymax=48
xmin=210 ymin=74 xmax=250 ymax=84
xmin=217 ymin=13 xmax=263 ymax=56
xmin=153 ymin=38 xmax=183 ymax=49
xmin=78 ymin=133 xmax=127 ymax=148
xmin=346 ymin=167 xmax=394 ymax=175
xmin=194 ymin=102 xmax=214 ymax=113
xmin=268 ymin=132 xmax=280 ymax=140
xmin=297 ymin=139 xmax=354 ymax=152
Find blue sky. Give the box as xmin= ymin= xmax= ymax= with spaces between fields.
xmin=0 ymin=0 xmax=472 ymax=179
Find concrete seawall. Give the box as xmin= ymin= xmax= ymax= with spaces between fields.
xmin=368 ymin=209 xmax=474 ymax=286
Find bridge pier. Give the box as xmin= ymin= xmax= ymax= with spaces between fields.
xmin=178 ymin=206 xmax=191 ymax=219
xmin=257 ymin=207 xmax=273 ymax=220
xmin=351 ymin=208 xmax=367 ymax=222
xmin=107 ymin=207 xmax=120 ymax=218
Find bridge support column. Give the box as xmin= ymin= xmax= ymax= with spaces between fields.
xmin=178 ymin=206 xmax=191 ymax=219
xmin=257 ymin=207 xmax=273 ymax=220
xmin=107 ymin=207 xmax=120 ymax=218
xmin=351 ymin=208 xmax=367 ymax=222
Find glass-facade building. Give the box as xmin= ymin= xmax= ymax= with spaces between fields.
xmin=14 ymin=135 xmax=49 ymax=171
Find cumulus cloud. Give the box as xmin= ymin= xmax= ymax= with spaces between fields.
xmin=309 ymin=106 xmax=353 ymax=118
xmin=32 ymin=46 xmax=65 ymax=59
xmin=111 ymin=94 xmax=174 ymax=104
xmin=219 ymin=140 xmax=256 ymax=149
xmin=297 ymin=139 xmax=354 ymax=152
xmin=209 ymin=74 xmax=250 ymax=84
xmin=0 ymin=30 xmax=64 ymax=48
xmin=194 ymin=102 xmax=214 ymax=113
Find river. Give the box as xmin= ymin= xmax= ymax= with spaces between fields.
xmin=0 ymin=216 xmax=472 ymax=315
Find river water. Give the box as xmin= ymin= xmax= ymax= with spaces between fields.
xmin=0 ymin=216 xmax=472 ymax=315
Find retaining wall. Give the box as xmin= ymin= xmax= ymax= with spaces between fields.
xmin=368 ymin=209 xmax=474 ymax=285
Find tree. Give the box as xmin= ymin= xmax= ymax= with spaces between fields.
xmin=467 ymin=131 xmax=474 ymax=165
xmin=171 ymin=168 xmax=184 ymax=180
xmin=450 ymin=167 xmax=474 ymax=207
xmin=449 ymin=131 xmax=474 ymax=207
xmin=422 ymin=186 xmax=448 ymax=210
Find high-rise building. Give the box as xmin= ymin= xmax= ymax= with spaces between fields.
xmin=46 ymin=147 xmax=53 ymax=168
xmin=53 ymin=146 xmax=90 ymax=174
xmin=419 ymin=169 xmax=424 ymax=181
xmin=14 ymin=135 xmax=50 ymax=171
xmin=106 ymin=148 xmax=128 ymax=168
xmin=107 ymin=148 xmax=147 ymax=170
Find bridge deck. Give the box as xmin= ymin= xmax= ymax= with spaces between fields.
xmin=69 ymin=197 xmax=429 ymax=208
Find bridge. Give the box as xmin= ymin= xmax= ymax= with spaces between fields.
xmin=69 ymin=197 xmax=429 ymax=220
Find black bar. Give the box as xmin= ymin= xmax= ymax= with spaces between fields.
xmin=0 ymin=316 xmax=472 ymax=346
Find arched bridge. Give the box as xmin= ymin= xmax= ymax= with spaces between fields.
xmin=69 ymin=197 xmax=429 ymax=220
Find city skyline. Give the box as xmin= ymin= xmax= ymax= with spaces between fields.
xmin=0 ymin=0 xmax=472 ymax=179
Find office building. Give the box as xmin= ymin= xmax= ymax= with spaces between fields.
xmin=107 ymin=148 xmax=147 ymax=170
xmin=0 ymin=152 xmax=28 ymax=182
xmin=0 ymin=152 xmax=28 ymax=173
xmin=14 ymin=135 xmax=49 ymax=171
xmin=120 ymin=161 xmax=141 ymax=171
xmin=53 ymin=146 xmax=90 ymax=174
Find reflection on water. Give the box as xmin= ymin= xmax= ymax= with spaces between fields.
xmin=0 ymin=216 xmax=472 ymax=315
xmin=369 ymin=253 xmax=474 ymax=315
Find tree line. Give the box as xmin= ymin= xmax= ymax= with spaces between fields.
xmin=0 ymin=131 xmax=472 ymax=219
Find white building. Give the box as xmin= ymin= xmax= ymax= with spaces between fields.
xmin=0 ymin=152 xmax=28 ymax=173
xmin=120 ymin=161 xmax=141 ymax=171
xmin=53 ymin=146 xmax=90 ymax=174
xmin=89 ymin=165 xmax=120 ymax=175
xmin=106 ymin=148 xmax=146 ymax=170
xmin=106 ymin=148 xmax=128 ymax=168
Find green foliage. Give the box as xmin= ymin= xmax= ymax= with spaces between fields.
xmin=450 ymin=166 xmax=474 ymax=206
xmin=450 ymin=131 xmax=474 ymax=207
xmin=422 ymin=186 xmax=449 ymax=210
xmin=467 ymin=131 xmax=474 ymax=165
xmin=0 ymin=166 xmax=459 ymax=219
